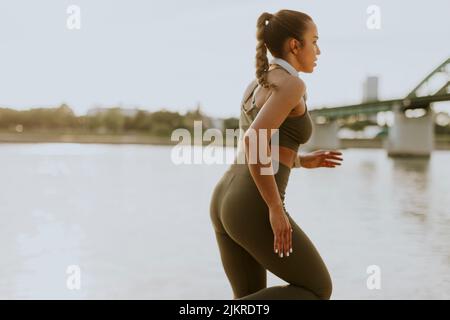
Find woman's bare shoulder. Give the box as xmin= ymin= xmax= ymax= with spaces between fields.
xmin=270 ymin=74 xmax=305 ymax=103
xmin=267 ymin=68 xmax=305 ymax=93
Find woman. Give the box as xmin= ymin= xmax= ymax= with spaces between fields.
xmin=209 ymin=9 xmax=343 ymax=300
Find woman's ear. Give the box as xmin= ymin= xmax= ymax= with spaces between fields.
xmin=290 ymin=38 xmax=301 ymax=55
xmin=289 ymin=39 xmax=296 ymax=55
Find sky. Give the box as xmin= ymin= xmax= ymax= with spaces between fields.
xmin=0 ymin=0 xmax=449 ymax=117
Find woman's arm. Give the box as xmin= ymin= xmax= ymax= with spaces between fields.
xmin=243 ymin=76 xmax=305 ymax=257
xmin=244 ymin=76 xmax=305 ymax=207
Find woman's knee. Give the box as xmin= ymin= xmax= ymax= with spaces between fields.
xmin=233 ymin=286 xmax=264 ymax=300
xmin=315 ymin=277 xmax=333 ymax=300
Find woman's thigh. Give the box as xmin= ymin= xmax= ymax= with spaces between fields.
xmin=221 ymin=175 xmax=332 ymax=297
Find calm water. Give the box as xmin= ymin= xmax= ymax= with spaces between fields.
xmin=0 ymin=143 xmax=449 ymax=299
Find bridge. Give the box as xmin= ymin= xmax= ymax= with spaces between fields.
xmin=305 ymin=57 xmax=450 ymax=157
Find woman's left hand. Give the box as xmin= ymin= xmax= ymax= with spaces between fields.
xmin=299 ymin=150 xmax=343 ymax=169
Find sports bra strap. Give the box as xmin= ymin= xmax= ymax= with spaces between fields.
xmin=242 ymin=80 xmax=259 ymax=115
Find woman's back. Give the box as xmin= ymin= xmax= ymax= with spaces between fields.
xmin=235 ymin=65 xmax=312 ymax=168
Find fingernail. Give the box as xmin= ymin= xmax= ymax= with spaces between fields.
xmin=280 ymin=253 xmax=283 ymax=258
xmin=287 ymin=252 xmax=290 ymax=257
xmin=290 ymin=248 xmax=293 ymax=253
xmin=275 ymin=249 xmax=278 ymax=253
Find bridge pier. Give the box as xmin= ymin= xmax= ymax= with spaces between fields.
xmin=385 ymin=104 xmax=434 ymax=157
xmin=303 ymin=119 xmax=340 ymax=151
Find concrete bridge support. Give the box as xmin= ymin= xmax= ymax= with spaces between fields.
xmin=385 ymin=104 xmax=434 ymax=157
xmin=302 ymin=119 xmax=340 ymax=152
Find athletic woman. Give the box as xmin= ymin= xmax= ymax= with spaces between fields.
xmin=209 ymin=9 xmax=343 ymax=300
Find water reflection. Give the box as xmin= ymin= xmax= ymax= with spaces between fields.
xmin=390 ymin=158 xmax=431 ymax=222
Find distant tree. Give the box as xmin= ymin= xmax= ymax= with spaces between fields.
xmin=125 ymin=110 xmax=152 ymax=132
xmin=223 ymin=117 xmax=239 ymax=131
xmin=182 ymin=104 xmax=212 ymax=132
xmin=102 ymin=108 xmax=125 ymax=133
xmin=149 ymin=110 xmax=183 ymax=137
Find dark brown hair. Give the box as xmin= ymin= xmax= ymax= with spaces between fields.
xmin=255 ymin=10 xmax=312 ymax=89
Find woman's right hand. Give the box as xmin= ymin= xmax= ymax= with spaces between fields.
xmin=269 ymin=205 xmax=293 ymax=258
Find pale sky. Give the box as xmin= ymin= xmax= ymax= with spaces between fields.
xmin=0 ymin=0 xmax=449 ymax=117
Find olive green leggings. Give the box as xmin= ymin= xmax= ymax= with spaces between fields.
xmin=209 ymin=162 xmax=332 ymax=300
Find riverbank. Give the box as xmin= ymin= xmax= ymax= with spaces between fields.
xmin=0 ymin=131 xmax=176 ymax=146
xmin=0 ymin=131 xmax=449 ymax=150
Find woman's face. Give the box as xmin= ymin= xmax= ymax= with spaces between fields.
xmin=291 ymin=22 xmax=321 ymax=73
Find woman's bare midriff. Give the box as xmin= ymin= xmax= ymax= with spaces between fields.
xmin=277 ymin=146 xmax=298 ymax=169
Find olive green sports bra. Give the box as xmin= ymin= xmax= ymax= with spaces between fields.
xmin=240 ymin=80 xmax=313 ymax=153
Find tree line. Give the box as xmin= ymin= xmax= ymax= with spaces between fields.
xmin=0 ymin=104 xmax=240 ymax=137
